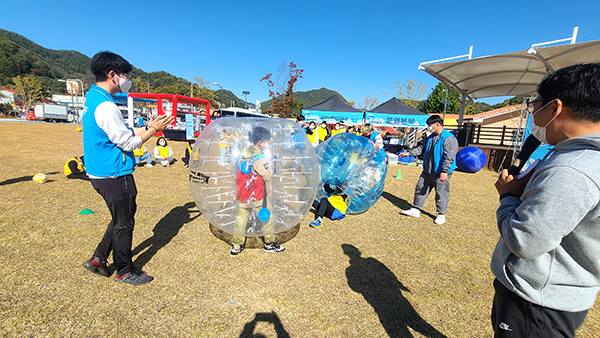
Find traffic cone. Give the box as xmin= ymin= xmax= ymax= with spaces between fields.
xmin=395 ymin=168 xmax=402 ymax=179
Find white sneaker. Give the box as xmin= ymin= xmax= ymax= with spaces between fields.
xmin=434 ymin=215 xmax=446 ymax=225
xmin=401 ymin=208 xmax=421 ymax=218
xmin=146 ymin=163 xmax=153 ymax=168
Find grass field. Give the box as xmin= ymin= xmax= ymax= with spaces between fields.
xmin=1 ymin=121 xmax=599 ymax=337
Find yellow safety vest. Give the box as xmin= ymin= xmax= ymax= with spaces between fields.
xmin=328 ymin=195 xmax=348 ymax=214
xmin=158 ymin=146 xmax=170 ymax=158
xmin=331 ymin=129 xmax=344 ymax=137
xmin=133 ymin=145 xmax=146 ymax=157
xmin=64 ymin=157 xmax=85 ymax=176
xmin=318 ymin=126 xmax=328 ymax=141
xmin=307 ymin=129 xmax=318 ymax=144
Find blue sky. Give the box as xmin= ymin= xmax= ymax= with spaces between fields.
xmin=3 ymin=0 xmax=600 ymax=106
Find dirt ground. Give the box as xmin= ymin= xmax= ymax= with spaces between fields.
xmin=0 ymin=121 xmax=598 ymax=337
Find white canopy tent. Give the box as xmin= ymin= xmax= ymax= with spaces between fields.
xmin=419 ymin=27 xmax=600 ymax=126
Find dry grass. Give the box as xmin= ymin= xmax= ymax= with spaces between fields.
xmin=0 ymin=121 xmax=598 ymax=338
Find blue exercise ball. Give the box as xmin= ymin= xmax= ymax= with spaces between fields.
xmin=456 ymin=147 xmax=487 ymax=173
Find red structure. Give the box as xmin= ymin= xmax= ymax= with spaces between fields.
xmin=127 ymin=93 xmax=211 ymax=136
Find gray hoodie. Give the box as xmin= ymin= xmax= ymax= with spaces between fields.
xmin=491 ymin=133 xmax=600 ymax=312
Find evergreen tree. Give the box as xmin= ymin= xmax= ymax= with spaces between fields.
xmin=424 ymin=82 xmax=461 ymax=116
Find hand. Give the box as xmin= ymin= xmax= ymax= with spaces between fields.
xmin=439 ymin=172 xmax=447 ymax=182
xmin=150 ymin=114 xmax=174 ymax=131
xmin=399 ymin=152 xmax=409 ymax=157
xmin=495 ymin=169 xmax=531 ymax=197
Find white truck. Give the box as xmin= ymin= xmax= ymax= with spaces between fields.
xmin=34 ymin=104 xmax=73 ymax=122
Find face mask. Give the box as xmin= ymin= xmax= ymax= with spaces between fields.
xmin=335 ymin=125 xmax=340 ymax=130
xmin=426 ymin=126 xmax=435 ymax=133
xmin=309 ymin=125 xmax=315 ymax=130
xmin=321 ymin=124 xmax=326 ymax=129
xmin=530 ymin=101 xmax=556 ymax=144
xmin=116 ymin=74 xmax=132 ymax=93
xmin=159 ymin=141 xmax=166 ymax=146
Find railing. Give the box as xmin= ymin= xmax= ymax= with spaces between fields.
xmin=447 ymin=124 xmax=524 ymax=147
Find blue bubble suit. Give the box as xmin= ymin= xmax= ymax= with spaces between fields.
xmin=189 ymin=117 xmax=320 ymax=237
xmin=314 ymin=133 xmax=387 ymax=214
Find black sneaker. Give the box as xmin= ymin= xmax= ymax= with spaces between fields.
xmin=263 ymin=242 xmax=285 ymax=253
xmin=82 ymin=259 xmax=111 ymax=277
xmin=114 ymin=269 xmax=154 ymax=286
xmin=230 ymin=245 xmax=244 ymax=257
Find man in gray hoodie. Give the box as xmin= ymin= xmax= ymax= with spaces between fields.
xmin=492 ymin=63 xmax=600 ymax=337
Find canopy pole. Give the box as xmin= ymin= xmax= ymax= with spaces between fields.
xmin=457 ymin=93 xmax=467 ymax=127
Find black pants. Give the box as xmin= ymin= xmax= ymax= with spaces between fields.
xmin=67 ymin=173 xmax=89 ymax=181
xmin=491 ymin=279 xmax=587 ymax=338
xmin=90 ymin=175 xmax=137 ymax=276
xmin=313 ymin=198 xmax=334 ymax=219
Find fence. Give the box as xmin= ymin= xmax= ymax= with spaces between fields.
xmin=447 ymin=124 xmax=524 ymax=147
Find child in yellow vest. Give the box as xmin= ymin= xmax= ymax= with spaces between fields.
xmin=64 ymin=155 xmax=88 ymax=180
xmin=330 ymin=121 xmax=345 ymax=137
xmin=133 ymin=145 xmax=153 ymax=167
xmin=154 ymin=137 xmax=174 ymax=167
xmin=306 ymin=121 xmax=319 ymax=147
xmin=182 ymin=139 xmax=195 ymax=168
xmin=310 ymin=184 xmax=349 ymax=228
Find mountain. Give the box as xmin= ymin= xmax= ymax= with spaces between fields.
xmin=260 ymin=87 xmax=349 ymax=110
xmin=0 ymin=28 xmax=248 ymax=107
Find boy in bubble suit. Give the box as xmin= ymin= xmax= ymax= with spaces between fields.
xmin=231 ymin=126 xmax=285 ymax=256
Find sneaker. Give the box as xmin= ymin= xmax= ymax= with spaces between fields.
xmin=309 ymin=219 xmax=323 ymax=228
xmin=161 ymin=160 xmax=168 ymax=167
xmin=82 ymin=258 xmax=111 ymax=277
xmin=114 ymin=269 xmax=154 ymax=286
xmin=434 ymin=214 xmax=446 ymax=225
xmin=401 ymin=207 xmax=421 ymax=218
xmin=230 ymin=245 xmax=244 ymax=257
xmin=146 ymin=163 xmax=153 ymax=167
xmin=264 ymin=242 xmax=285 ymax=253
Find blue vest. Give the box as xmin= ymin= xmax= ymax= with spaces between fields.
xmin=370 ymin=131 xmax=386 ymax=157
xmin=83 ymin=85 xmax=135 ymax=177
xmin=423 ymin=129 xmax=456 ymax=174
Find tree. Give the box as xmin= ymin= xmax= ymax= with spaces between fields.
xmin=192 ymin=76 xmax=216 ymax=106
xmin=424 ymin=82 xmax=461 ymax=116
xmin=357 ymin=95 xmax=380 ymax=112
xmin=393 ymin=79 xmax=427 ymax=109
xmin=12 ymin=74 xmax=44 ymax=118
xmin=261 ymin=62 xmax=304 ymax=118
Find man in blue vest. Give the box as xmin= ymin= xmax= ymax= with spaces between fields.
xmin=399 ymin=115 xmax=457 ymax=225
xmin=81 ymin=51 xmax=173 ymax=286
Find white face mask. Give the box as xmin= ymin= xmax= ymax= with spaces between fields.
xmin=426 ymin=125 xmax=435 ymax=133
xmin=530 ymin=100 xmax=556 ymax=144
xmin=335 ymin=125 xmax=341 ymax=130
xmin=159 ymin=141 xmax=166 ymax=146
xmin=116 ymin=74 xmax=132 ymax=93
xmin=309 ymin=125 xmax=315 ymax=130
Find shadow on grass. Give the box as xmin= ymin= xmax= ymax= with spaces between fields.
xmin=381 ymin=191 xmax=435 ymax=220
xmin=133 ymin=202 xmax=201 ymax=269
xmin=0 ymin=171 xmax=59 ymax=186
xmin=239 ymin=311 xmax=290 ymax=338
xmin=342 ymin=244 xmax=447 ymax=338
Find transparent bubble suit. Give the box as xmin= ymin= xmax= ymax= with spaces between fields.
xmin=314 ymin=133 xmax=387 ymax=214
xmin=189 ymin=117 xmax=320 ymax=237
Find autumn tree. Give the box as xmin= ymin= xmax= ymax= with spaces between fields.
xmin=12 ymin=74 xmax=44 ymax=118
xmin=357 ymin=95 xmax=380 ymax=111
xmin=393 ymin=79 xmax=427 ymax=110
xmin=261 ymin=62 xmax=304 ymax=118
xmin=192 ymin=76 xmax=216 ymax=106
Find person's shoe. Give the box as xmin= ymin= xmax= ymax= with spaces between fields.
xmin=230 ymin=245 xmax=244 ymax=257
xmin=264 ymin=242 xmax=285 ymax=253
xmin=309 ymin=219 xmax=323 ymax=228
xmin=114 ymin=269 xmax=154 ymax=286
xmin=434 ymin=214 xmax=446 ymax=225
xmin=146 ymin=163 xmax=153 ymax=167
xmin=401 ymin=207 xmax=421 ymax=218
xmin=82 ymin=258 xmax=111 ymax=277
xmin=161 ymin=160 xmax=168 ymax=167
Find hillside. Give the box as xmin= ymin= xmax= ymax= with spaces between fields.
xmin=260 ymin=87 xmax=348 ymax=110
xmin=0 ymin=28 xmax=248 ymax=107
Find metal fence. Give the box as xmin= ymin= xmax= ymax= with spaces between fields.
xmin=448 ymin=124 xmax=524 ymax=147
